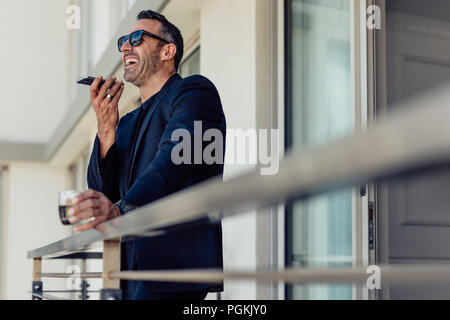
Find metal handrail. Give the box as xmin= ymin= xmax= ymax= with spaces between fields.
xmin=35 ymin=265 xmax=450 ymax=284
xmin=27 ymin=84 xmax=450 ymax=260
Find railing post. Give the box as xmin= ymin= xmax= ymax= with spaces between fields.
xmin=80 ymin=258 xmax=89 ymax=300
xmin=32 ymin=258 xmax=43 ymax=300
xmin=100 ymin=239 xmax=121 ymax=300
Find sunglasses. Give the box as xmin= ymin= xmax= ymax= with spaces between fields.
xmin=117 ymin=30 xmax=170 ymax=52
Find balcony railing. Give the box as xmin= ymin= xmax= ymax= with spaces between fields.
xmin=27 ymin=84 xmax=450 ymax=300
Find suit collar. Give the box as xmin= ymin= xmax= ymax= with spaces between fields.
xmin=141 ymin=73 xmax=181 ymax=106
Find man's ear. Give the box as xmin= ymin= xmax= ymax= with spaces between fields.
xmin=160 ymin=43 xmax=177 ymax=62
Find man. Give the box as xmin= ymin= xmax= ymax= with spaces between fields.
xmin=67 ymin=10 xmax=226 ymax=300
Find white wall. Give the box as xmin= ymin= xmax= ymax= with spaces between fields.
xmin=0 ymin=0 xmax=70 ymax=144
xmin=2 ymin=164 xmax=72 ymax=299
xmin=201 ymin=0 xmax=258 ymax=299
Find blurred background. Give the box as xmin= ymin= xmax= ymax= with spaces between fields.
xmin=1 ymin=0 xmax=450 ymax=300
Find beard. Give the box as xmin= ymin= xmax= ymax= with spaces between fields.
xmin=124 ymin=48 xmax=162 ymax=87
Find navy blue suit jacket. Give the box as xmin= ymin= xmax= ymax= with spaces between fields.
xmin=87 ymin=74 xmax=225 ymax=293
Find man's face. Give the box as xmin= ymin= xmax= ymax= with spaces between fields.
xmin=121 ymin=19 xmax=164 ymax=87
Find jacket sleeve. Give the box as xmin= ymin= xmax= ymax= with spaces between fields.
xmin=122 ymin=77 xmax=226 ymax=207
xmin=87 ymin=135 xmax=121 ymax=203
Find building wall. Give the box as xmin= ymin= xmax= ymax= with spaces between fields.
xmin=0 ymin=0 xmax=70 ymax=144
xmin=1 ymin=164 xmax=72 ymax=299
xmin=201 ymin=0 xmax=258 ymax=299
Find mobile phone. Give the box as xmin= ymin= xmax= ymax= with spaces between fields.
xmin=77 ymin=76 xmax=106 ymax=87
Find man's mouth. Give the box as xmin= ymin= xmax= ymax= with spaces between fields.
xmin=125 ymin=57 xmax=139 ymax=68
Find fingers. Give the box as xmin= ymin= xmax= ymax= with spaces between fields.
xmin=90 ymin=76 xmax=103 ymax=101
xmin=90 ymin=77 xmax=123 ymax=132
xmin=98 ymin=77 xmax=117 ymax=100
xmin=69 ymin=208 xmax=99 ymax=225
xmin=75 ymin=216 xmax=106 ymax=232
xmin=111 ymin=83 xmax=125 ymax=106
xmin=68 ymin=192 xmax=103 ymax=224
xmin=69 ymin=198 xmax=102 ymax=216
xmin=108 ymin=80 xmax=124 ymax=98
xmin=67 ymin=190 xmax=118 ymax=232
xmin=73 ymin=189 xmax=101 ymax=204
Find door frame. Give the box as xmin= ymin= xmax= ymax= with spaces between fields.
xmin=367 ymin=0 xmax=389 ymax=300
xmin=351 ymin=0 xmax=373 ymax=300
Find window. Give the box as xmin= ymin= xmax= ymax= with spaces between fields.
xmin=179 ymin=47 xmax=200 ymax=78
xmin=68 ymin=0 xmax=89 ymax=103
xmin=70 ymin=149 xmax=90 ymax=192
xmin=87 ymin=0 xmax=128 ymax=68
xmin=88 ymin=0 xmax=113 ymax=68
xmin=285 ymin=0 xmax=353 ymax=300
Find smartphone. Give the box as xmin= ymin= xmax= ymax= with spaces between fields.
xmin=77 ymin=76 xmax=106 ymax=87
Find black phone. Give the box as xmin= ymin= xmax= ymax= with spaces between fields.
xmin=77 ymin=76 xmax=106 ymax=87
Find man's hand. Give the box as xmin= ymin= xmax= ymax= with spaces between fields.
xmin=90 ymin=76 xmax=125 ymax=158
xmin=67 ymin=189 xmax=120 ymax=232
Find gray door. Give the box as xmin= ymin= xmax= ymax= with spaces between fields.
xmin=377 ymin=0 xmax=450 ymax=299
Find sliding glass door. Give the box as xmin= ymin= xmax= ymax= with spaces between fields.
xmin=286 ymin=0 xmax=354 ymax=300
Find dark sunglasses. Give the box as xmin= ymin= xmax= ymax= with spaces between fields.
xmin=117 ymin=30 xmax=170 ymax=52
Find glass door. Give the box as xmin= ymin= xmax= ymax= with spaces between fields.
xmin=285 ymin=0 xmax=355 ymax=300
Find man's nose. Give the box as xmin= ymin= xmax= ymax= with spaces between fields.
xmin=121 ymin=39 xmax=133 ymax=52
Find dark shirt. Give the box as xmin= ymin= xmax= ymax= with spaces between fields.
xmin=124 ymin=94 xmax=157 ymax=188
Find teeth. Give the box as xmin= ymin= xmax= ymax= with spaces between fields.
xmin=126 ymin=58 xmax=138 ymax=65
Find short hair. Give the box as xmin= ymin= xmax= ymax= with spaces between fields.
xmin=137 ymin=10 xmax=184 ymax=71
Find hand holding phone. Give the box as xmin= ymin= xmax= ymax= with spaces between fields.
xmin=86 ymin=76 xmax=125 ymax=157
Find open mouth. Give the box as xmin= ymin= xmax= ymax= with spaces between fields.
xmin=125 ymin=57 xmax=139 ymax=68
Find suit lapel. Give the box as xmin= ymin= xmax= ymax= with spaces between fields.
xmin=127 ymin=74 xmax=181 ymax=190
